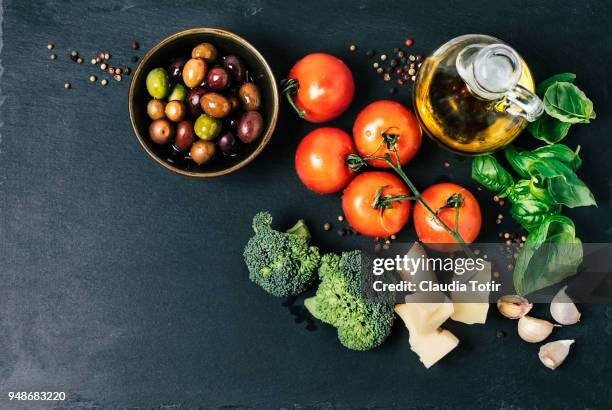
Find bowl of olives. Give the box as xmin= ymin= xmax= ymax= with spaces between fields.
xmin=128 ymin=28 xmax=278 ymax=178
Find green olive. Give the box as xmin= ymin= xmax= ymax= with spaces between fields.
xmin=168 ymin=83 xmax=187 ymax=101
xmin=146 ymin=67 xmax=171 ymax=99
xmin=194 ymin=113 xmax=221 ymax=141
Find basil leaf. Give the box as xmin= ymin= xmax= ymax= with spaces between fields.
xmin=504 ymin=146 xmax=535 ymax=178
xmin=528 ymin=159 xmax=596 ymax=208
xmin=527 ymin=114 xmax=572 ymax=144
xmin=471 ymin=155 xmax=514 ymax=194
xmin=513 ymin=215 xmax=583 ymax=296
xmin=544 ymin=82 xmax=596 ymax=124
xmin=507 ymin=180 xmax=560 ymax=231
xmin=531 ymin=144 xmax=582 ymax=171
xmin=536 ymin=73 xmax=576 ymax=96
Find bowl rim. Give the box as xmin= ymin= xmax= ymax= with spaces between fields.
xmin=128 ymin=27 xmax=279 ymax=178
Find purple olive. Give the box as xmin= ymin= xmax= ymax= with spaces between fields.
xmin=217 ymin=131 xmax=240 ymax=156
xmin=237 ymin=111 xmax=263 ymax=143
xmin=186 ymin=87 xmax=206 ymax=117
xmin=175 ymin=120 xmax=195 ymax=151
xmin=206 ymin=66 xmax=230 ymax=90
xmin=169 ymin=56 xmax=188 ymax=81
xmin=223 ymin=55 xmax=246 ymax=83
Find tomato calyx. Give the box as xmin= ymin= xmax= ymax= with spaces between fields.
xmin=434 ymin=193 xmax=465 ymax=230
xmin=280 ymin=78 xmax=305 ymax=118
xmin=371 ymin=185 xmax=413 ymax=216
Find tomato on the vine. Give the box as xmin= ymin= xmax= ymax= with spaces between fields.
xmin=282 ymin=53 xmax=355 ymax=123
xmin=342 ymin=171 xmax=411 ymax=237
xmin=353 ymin=100 xmax=422 ymax=168
xmin=413 ymin=183 xmax=481 ymax=249
xmin=295 ymin=127 xmax=356 ymax=194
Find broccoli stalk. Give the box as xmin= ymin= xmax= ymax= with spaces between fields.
xmin=304 ymin=251 xmax=394 ymax=351
xmin=244 ymin=212 xmax=320 ymax=297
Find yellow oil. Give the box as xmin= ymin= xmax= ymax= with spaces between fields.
xmin=413 ymin=43 xmax=535 ymax=155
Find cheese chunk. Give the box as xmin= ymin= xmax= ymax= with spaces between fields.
xmin=409 ymin=329 xmax=459 ymax=369
xmin=450 ymin=302 xmax=489 ymax=324
xmin=395 ymin=297 xmax=454 ymax=335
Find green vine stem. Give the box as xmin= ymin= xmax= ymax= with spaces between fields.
xmin=280 ymin=79 xmax=305 ymax=118
xmin=346 ymin=148 xmax=476 ymax=259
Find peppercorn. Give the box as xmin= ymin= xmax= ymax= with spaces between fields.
xmin=114 ymin=74 xmax=122 ymax=81
xmin=123 ymin=67 xmax=131 ymax=75
xmin=47 ymin=43 xmax=54 ymax=50
xmin=365 ymin=49 xmax=375 ymax=58
xmin=397 ymin=50 xmax=405 ymax=58
xmin=114 ymin=68 xmax=121 ymax=75
xmin=416 ymin=54 xmax=423 ymax=62
xmin=380 ymin=54 xmax=387 ymax=61
xmin=104 ymin=53 xmax=110 ymax=60
xmin=323 ymin=223 xmax=331 ymax=231
xmin=338 ymin=215 xmax=344 ymax=222
xmin=389 ymin=59 xmax=397 ymax=67
xmin=376 ymin=67 xmax=383 ymax=74
xmin=49 ymin=54 xmax=57 ymax=60
xmin=408 ymin=55 xmax=416 ymax=62
xmin=373 ymin=62 xmax=379 ymax=68
xmin=396 ymin=79 xmax=403 ymax=85
xmin=408 ymin=68 xmax=416 ymax=76
xmin=70 ymin=50 xmax=78 ymax=58
xmin=107 ymin=67 xmax=115 ymax=74
xmin=98 ymin=52 xmax=105 ymax=60
xmin=349 ymin=44 xmax=357 ymax=52
xmin=390 ymin=234 xmax=397 ymax=240
xmin=383 ymin=73 xmax=391 ymax=82
xmin=337 ymin=228 xmax=346 ymax=237
xmin=100 ymin=63 xmax=107 ymax=70
xmin=404 ymin=38 xmax=414 ymax=47
xmin=131 ymin=40 xmax=139 ymax=50
xmin=76 ymin=57 xmax=83 ymax=64
xmin=101 ymin=79 xmax=108 ymax=86
xmin=89 ymin=75 xmax=97 ymax=82
xmin=64 ymin=82 xmax=71 ymax=89
xmin=90 ymin=58 xmax=97 ymax=65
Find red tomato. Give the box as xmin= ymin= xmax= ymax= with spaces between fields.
xmin=342 ymin=171 xmax=411 ymax=237
xmin=284 ymin=53 xmax=354 ymax=123
xmin=295 ymin=128 xmax=356 ymax=194
xmin=413 ymin=183 xmax=481 ymax=250
xmin=353 ymin=100 xmax=422 ymax=168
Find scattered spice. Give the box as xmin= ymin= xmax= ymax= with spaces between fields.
xmin=388 ymin=87 xmax=397 ymax=95
xmin=64 ymin=82 xmax=71 ymax=89
xmin=383 ymin=73 xmax=391 ymax=82
xmin=100 ymin=63 xmax=108 ymax=70
xmin=114 ymin=74 xmax=122 ymax=81
xmin=90 ymin=58 xmax=97 ymax=65
xmin=380 ymin=54 xmax=387 ymax=61
xmin=443 ymin=161 xmax=450 ymax=168
xmin=404 ymin=38 xmax=414 ymax=47
xmin=101 ymin=79 xmax=108 ymax=86
xmin=390 ymin=234 xmax=397 ymax=240
xmin=131 ymin=40 xmax=139 ymax=50
xmin=349 ymin=44 xmax=357 ymax=52
xmin=104 ymin=53 xmax=111 ymax=60
xmin=337 ymin=215 xmax=344 ymax=222
xmin=47 ymin=43 xmax=54 ymax=50
xmin=337 ymin=228 xmax=346 ymax=237
xmin=76 ymin=57 xmax=83 ymax=64
xmin=49 ymin=54 xmax=57 ymax=60
xmin=365 ymin=49 xmax=375 ymax=58
xmin=376 ymin=67 xmax=383 ymax=74
xmin=114 ymin=67 xmax=121 ymax=75
xmin=323 ymin=223 xmax=331 ymax=231
xmin=89 ymin=75 xmax=97 ymax=82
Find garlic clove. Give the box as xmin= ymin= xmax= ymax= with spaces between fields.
xmin=517 ymin=315 xmax=558 ymax=343
xmin=538 ymin=339 xmax=575 ymax=370
xmin=550 ymin=286 xmax=581 ymax=325
xmin=497 ymin=294 xmax=533 ymax=319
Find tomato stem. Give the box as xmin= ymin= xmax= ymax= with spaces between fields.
xmin=280 ymin=79 xmax=305 ymax=119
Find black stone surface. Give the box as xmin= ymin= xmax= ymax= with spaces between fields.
xmin=0 ymin=0 xmax=611 ymax=408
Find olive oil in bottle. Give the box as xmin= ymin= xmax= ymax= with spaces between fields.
xmin=413 ymin=35 xmax=543 ymax=155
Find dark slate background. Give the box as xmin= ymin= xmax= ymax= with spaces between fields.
xmin=1 ymin=0 xmax=611 ymax=408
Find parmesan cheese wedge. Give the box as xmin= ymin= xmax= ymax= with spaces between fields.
xmin=409 ymin=329 xmax=459 ymax=369
xmin=450 ymin=302 xmax=489 ymax=324
xmin=395 ymin=296 xmax=454 ymax=334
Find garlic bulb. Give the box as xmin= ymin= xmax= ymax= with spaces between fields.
xmin=538 ymin=339 xmax=575 ymax=370
xmin=550 ymin=286 xmax=581 ymax=325
xmin=517 ymin=316 xmax=557 ymax=343
xmin=497 ymin=295 xmax=533 ymax=319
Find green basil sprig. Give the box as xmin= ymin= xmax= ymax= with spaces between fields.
xmin=471 ymin=155 xmax=514 ymax=195
xmin=528 ymin=159 xmax=596 ymax=208
xmin=528 ymin=73 xmax=595 ymax=144
xmin=507 ymin=180 xmax=561 ymax=231
xmin=513 ymin=215 xmax=583 ymax=296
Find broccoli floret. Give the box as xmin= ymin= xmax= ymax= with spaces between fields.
xmin=304 ymin=251 xmax=394 ymax=351
xmin=244 ymin=212 xmax=320 ymax=297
